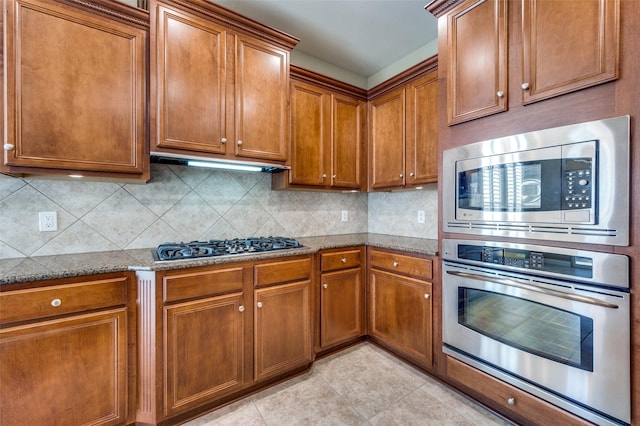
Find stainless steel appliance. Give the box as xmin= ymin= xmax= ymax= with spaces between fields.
xmin=153 ymin=237 xmax=302 ymax=261
xmin=442 ymin=238 xmax=630 ymax=425
xmin=442 ymin=115 xmax=630 ymax=246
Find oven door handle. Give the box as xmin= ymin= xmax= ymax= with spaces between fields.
xmin=446 ymin=270 xmax=619 ymax=309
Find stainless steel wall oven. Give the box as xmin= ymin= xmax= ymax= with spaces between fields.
xmin=442 ymin=239 xmax=630 ymax=425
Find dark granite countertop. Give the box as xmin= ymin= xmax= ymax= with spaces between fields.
xmin=0 ymin=233 xmax=438 ymax=285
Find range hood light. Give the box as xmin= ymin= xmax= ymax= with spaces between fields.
xmin=186 ymin=160 xmax=264 ymax=172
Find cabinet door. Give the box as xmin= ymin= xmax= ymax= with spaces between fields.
xmin=153 ymin=3 xmax=228 ymax=154
xmin=332 ymin=94 xmax=365 ymax=189
xmin=406 ymin=71 xmax=438 ymax=185
xmin=521 ymin=0 xmax=619 ymax=104
xmin=447 ymin=0 xmax=507 ymax=125
xmin=254 ymin=280 xmax=312 ymax=382
xmin=3 ymin=0 xmax=146 ymax=176
xmin=235 ymin=35 xmax=289 ymax=161
xmin=368 ymin=269 xmax=433 ymax=367
xmin=289 ymin=80 xmax=330 ymax=186
xmin=320 ymin=268 xmax=365 ymax=348
xmin=164 ymin=293 xmax=245 ymax=417
xmin=369 ymin=87 xmax=405 ymax=189
xmin=0 ymin=309 xmax=127 ymax=426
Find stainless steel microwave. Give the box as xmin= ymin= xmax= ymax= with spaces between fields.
xmin=442 ymin=116 xmax=630 ymax=246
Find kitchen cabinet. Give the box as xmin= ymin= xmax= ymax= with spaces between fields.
xmin=272 ymin=67 xmax=367 ymax=191
xmin=444 ymin=0 xmax=619 ymax=125
xmin=367 ymin=248 xmax=433 ymax=368
xmin=0 ymin=273 xmax=131 ymax=426
xmin=150 ymin=0 xmax=298 ymax=165
xmin=318 ymin=247 xmax=366 ymax=351
xmin=254 ymin=257 xmax=313 ymax=382
xmin=2 ymin=0 xmax=148 ymax=181
xmin=368 ymin=63 xmax=438 ymax=190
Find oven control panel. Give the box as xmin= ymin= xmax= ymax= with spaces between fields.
xmin=480 ymin=247 xmax=544 ymax=269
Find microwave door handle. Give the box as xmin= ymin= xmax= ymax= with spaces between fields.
xmin=446 ymin=270 xmax=619 ymax=309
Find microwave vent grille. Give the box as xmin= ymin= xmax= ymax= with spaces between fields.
xmin=446 ymin=221 xmax=619 ymax=239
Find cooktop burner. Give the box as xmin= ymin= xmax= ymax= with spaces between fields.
xmin=153 ymin=237 xmax=302 ymax=261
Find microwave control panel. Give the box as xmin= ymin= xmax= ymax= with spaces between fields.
xmin=562 ymin=158 xmax=593 ymax=210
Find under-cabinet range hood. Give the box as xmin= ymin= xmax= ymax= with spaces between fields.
xmin=150 ymin=152 xmax=290 ymax=173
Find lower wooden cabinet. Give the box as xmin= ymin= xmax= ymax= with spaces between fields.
xmin=367 ymin=248 xmax=433 ymax=368
xmin=0 ymin=274 xmax=131 ymax=426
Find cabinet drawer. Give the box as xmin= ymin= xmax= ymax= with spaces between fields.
xmin=163 ymin=266 xmax=245 ymax=303
xmin=369 ymin=249 xmax=432 ymax=279
xmin=0 ymin=277 xmax=128 ymax=324
xmin=321 ymin=249 xmax=362 ymax=272
xmin=254 ymin=257 xmax=311 ymax=287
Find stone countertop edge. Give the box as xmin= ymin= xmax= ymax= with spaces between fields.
xmin=0 ymin=233 xmax=438 ymax=285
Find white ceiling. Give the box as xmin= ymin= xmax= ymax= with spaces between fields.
xmin=213 ymin=0 xmax=438 ymax=78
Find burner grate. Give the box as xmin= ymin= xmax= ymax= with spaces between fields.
xmin=154 ymin=237 xmax=301 ymax=261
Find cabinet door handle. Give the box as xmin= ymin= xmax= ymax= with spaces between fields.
xmin=51 ymin=298 xmax=62 ymax=307
xmin=410 ymin=172 xmax=415 ymax=177
xmin=333 ymin=175 xmax=337 ymax=179
xmin=393 ymin=261 xmax=399 ymax=267
xmin=521 ymin=83 xmax=530 ymax=90
xmin=340 ymin=257 xmax=347 ymax=263
xmin=496 ymin=91 xmax=504 ymax=98
xmin=323 ymin=283 xmax=328 ymax=289
xmin=322 ymin=174 xmax=327 ymax=179
xmin=221 ymin=137 xmax=228 ymax=144
xmin=3 ymin=144 xmax=14 ymax=151
xmin=399 ymin=173 xmax=403 ymax=178
xmin=507 ymin=397 xmax=516 ymax=406
xmin=424 ymin=293 xmax=430 ymax=300
xmin=238 ymin=305 xmax=245 ymax=312
xmin=256 ymin=301 xmax=263 ymax=308
xmin=237 ymin=140 xmax=243 ymax=146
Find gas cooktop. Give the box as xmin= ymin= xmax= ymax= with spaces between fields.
xmin=153 ymin=237 xmax=302 ymax=261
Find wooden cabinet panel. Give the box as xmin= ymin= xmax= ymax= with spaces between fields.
xmin=321 ymin=249 xmax=362 ymax=272
xmin=0 ymin=277 xmax=128 ymax=324
xmin=320 ymin=268 xmax=365 ymax=348
xmin=521 ymin=0 xmax=619 ymax=104
xmin=332 ymin=94 xmax=365 ymax=188
xmin=368 ymin=268 xmax=433 ymax=367
xmin=254 ymin=257 xmax=311 ymax=287
xmin=254 ymin=280 xmax=312 ymax=381
xmin=162 ymin=266 xmax=245 ymax=303
xmin=3 ymin=0 xmax=147 ymax=179
xmin=369 ymin=249 xmax=433 ymax=279
xmin=163 ymin=293 xmax=245 ymax=417
xmin=0 ymin=309 xmax=127 ymax=426
xmin=447 ymin=0 xmax=508 ymax=125
xmin=406 ymin=71 xmax=439 ymax=185
xmin=154 ymin=3 xmax=228 ymax=154
xmin=369 ymin=87 xmax=406 ymax=189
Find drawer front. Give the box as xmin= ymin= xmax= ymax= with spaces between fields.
xmin=254 ymin=257 xmax=311 ymax=287
xmin=321 ymin=249 xmax=362 ymax=272
xmin=163 ymin=266 xmax=245 ymax=303
xmin=0 ymin=277 xmax=128 ymax=324
xmin=369 ymin=249 xmax=432 ymax=279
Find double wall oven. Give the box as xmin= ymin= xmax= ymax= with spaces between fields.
xmin=441 ymin=116 xmax=631 ymax=426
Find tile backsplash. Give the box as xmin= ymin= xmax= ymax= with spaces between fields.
xmin=0 ymin=164 xmax=437 ymax=259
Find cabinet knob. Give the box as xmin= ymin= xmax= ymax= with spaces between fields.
xmin=424 ymin=293 xmax=430 ymax=300
xmin=51 ymin=298 xmax=62 ymax=307
xmin=322 ymin=174 xmax=327 ymax=179
xmin=221 ymin=137 xmax=228 ymax=144
xmin=496 ymin=91 xmax=504 ymax=98
xmin=237 ymin=140 xmax=243 ymax=146
xmin=323 ymin=283 xmax=328 ymax=289
xmin=238 ymin=305 xmax=245 ymax=312
xmin=333 ymin=175 xmax=337 ymax=179
xmin=521 ymin=83 xmax=530 ymax=90
xmin=507 ymin=397 xmax=516 ymax=406
xmin=3 ymin=143 xmax=14 ymax=151
xmin=256 ymin=301 xmax=263 ymax=308
xmin=409 ymin=172 xmax=415 ymax=177
xmin=393 ymin=261 xmax=399 ymax=267
xmin=341 ymin=257 xmax=347 ymax=263
xmin=399 ymin=173 xmax=403 ymax=178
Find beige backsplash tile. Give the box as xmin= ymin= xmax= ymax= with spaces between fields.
xmin=0 ymin=166 xmax=437 ymax=258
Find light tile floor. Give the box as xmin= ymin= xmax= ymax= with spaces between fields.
xmin=183 ymin=342 xmax=513 ymax=425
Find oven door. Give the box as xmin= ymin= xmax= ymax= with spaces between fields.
xmin=442 ymin=261 xmax=630 ymax=424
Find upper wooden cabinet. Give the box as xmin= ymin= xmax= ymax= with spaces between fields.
xmin=272 ymin=66 xmax=367 ymax=191
xmin=2 ymin=0 xmax=148 ymax=181
xmin=368 ymin=62 xmax=439 ymax=190
xmin=150 ymin=0 xmax=298 ymax=165
xmin=440 ymin=0 xmax=619 ymax=125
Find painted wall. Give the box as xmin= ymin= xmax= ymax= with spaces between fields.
xmin=0 ymin=164 xmax=437 ymax=259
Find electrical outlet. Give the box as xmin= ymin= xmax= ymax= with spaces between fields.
xmin=39 ymin=211 xmax=57 ymax=232
xmin=341 ymin=210 xmax=348 ymax=222
xmin=417 ymin=210 xmax=425 ymax=224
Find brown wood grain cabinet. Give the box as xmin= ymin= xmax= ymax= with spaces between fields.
xmin=368 ymin=65 xmax=438 ymax=190
xmin=1 ymin=0 xmax=148 ymax=181
xmin=319 ymin=247 xmax=366 ymax=350
xmin=367 ymin=248 xmax=433 ymax=368
xmin=272 ymin=66 xmax=367 ymax=191
xmin=445 ymin=0 xmax=619 ymax=125
xmin=150 ymin=0 xmax=298 ymax=165
xmin=0 ymin=273 xmax=132 ymax=426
